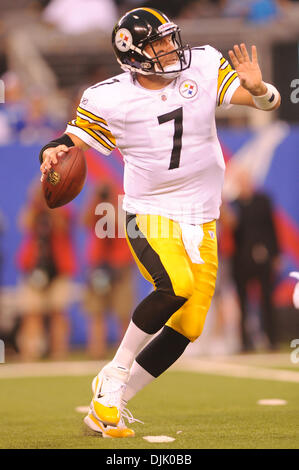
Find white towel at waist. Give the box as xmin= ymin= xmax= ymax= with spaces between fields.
xmin=179 ymin=222 xmax=205 ymax=264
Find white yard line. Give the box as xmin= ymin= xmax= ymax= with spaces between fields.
xmin=199 ymin=353 xmax=294 ymax=367
xmin=0 ymin=355 xmax=298 ymax=384
xmin=174 ymin=357 xmax=299 ymax=383
xmin=0 ymin=361 xmax=105 ymax=379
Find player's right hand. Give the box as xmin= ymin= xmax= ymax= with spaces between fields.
xmin=40 ymin=145 xmax=69 ymax=182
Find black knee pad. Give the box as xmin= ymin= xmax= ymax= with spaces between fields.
xmin=132 ymin=290 xmax=187 ymax=334
xmin=136 ymin=325 xmax=190 ymax=377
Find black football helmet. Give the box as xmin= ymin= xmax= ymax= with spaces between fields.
xmin=112 ymin=7 xmax=191 ymax=77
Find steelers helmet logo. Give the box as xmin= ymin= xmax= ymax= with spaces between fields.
xmin=115 ymin=28 xmax=133 ymax=52
xmin=179 ymin=80 xmax=198 ymax=99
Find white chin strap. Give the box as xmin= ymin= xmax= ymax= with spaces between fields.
xmin=154 ymin=62 xmax=181 ymax=79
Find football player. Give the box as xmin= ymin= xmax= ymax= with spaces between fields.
xmin=39 ymin=7 xmax=281 ymax=438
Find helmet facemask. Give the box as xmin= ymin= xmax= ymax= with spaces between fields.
xmin=140 ymin=26 xmax=191 ymax=78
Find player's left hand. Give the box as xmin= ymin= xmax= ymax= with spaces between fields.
xmin=228 ymin=44 xmax=267 ymax=96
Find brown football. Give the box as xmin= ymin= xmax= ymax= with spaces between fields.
xmin=42 ymin=146 xmax=87 ymax=209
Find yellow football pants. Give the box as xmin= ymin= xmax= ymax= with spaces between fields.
xmin=125 ymin=214 xmax=218 ymax=342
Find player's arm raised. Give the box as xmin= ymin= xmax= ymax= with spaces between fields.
xmin=229 ymin=44 xmax=281 ymax=111
xmin=39 ymin=133 xmax=90 ymax=181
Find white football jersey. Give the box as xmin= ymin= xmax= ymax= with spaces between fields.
xmin=66 ymin=46 xmax=240 ymax=224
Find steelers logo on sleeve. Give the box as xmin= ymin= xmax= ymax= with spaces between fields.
xmin=179 ymin=80 xmax=198 ymax=99
xmin=115 ymin=28 xmax=133 ymax=52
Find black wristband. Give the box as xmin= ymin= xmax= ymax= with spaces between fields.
xmin=39 ymin=134 xmax=75 ymax=165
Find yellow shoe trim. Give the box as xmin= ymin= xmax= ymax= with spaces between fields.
xmin=104 ymin=427 xmax=135 ymax=438
xmin=92 ymin=399 xmax=120 ymax=426
xmin=84 ymin=413 xmax=105 ymax=433
xmin=85 ymin=412 xmax=135 ymax=438
xmin=89 ymin=413 xmax=103 ymax=429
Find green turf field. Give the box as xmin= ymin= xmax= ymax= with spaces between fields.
xmin=0 ymin=370 xmax=298 ymax=449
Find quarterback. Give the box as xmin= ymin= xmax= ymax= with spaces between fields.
xmin=39 ymin=7 xmax=281 ymax=437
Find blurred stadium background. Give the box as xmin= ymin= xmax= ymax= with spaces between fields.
xmin=1 ymin=0 xmax=299 ymax=451
xmin=0 ymin=0 xmax=299 ymax=363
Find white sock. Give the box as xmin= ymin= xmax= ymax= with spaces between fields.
xmin=112 ymin=320 xmax=152 ymax=370
xmin=122 ymin=360 xmax=155 ymax=403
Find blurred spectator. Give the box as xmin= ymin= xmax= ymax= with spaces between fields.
xmin=127 ymin=0 xmax=196 ymax=18
xmin=209 ymin=201 xmax=241 ymax=354
xmin=42 ymin=0 xmax=118 ymax=34
xmin=82 ymin=182 xmax=134 ymax=359
xmin=0 ymin=209 xmax=5 ymax=287
xmin=289 ymin=272 xmax=299 ymax=308
xmin=19 ymin=92 xmax=59 ymax=144
xmin=0 ymin=71 xmax=27 ymax=144
xmin=16 ymin=180 xmax=76 ymax=360
xmin=0 ymin=71 xmax=59 ymax=144
xmin=0 ymin=208 xmax=21 ymax=358
xmin=246 ymin=0 xmax=281 ymax=23
xmin=220 ymin=0 xmax=285 ymax=23
xmin=118 ymin=0 xmax=222 ymax=19
xmin=179 ymin=0 xmax=223 ymax=19
xmin=0 ymin=209 xmax=5 ymax=327
xmin=229 ymin=168 xmax=280 ymax=351
xmin=220 ymin=0 xmax=253 ymax=18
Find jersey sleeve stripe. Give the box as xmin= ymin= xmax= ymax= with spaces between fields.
xmin=67 ymin=121 xmax=115 ymax=151
xmin=75 ymin=115 xmax=116 ymax=147
xmin=83 ymin=127 xmax=115 ymax=151
xmin=218 ymin=67 xmax=233 ymax=92
xmin=219 ymin=60 xmax=229 ymax=70
xmin=77 ymin=110 xmax=110 ymax=131
xmin=218 ymin=73 xmax=238 ymax=105
xmin=77 ymin=106 xmax=108 ymax=125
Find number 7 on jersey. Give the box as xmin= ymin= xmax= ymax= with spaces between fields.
xmin=158 ymin=107 xmax=183 ymax=170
